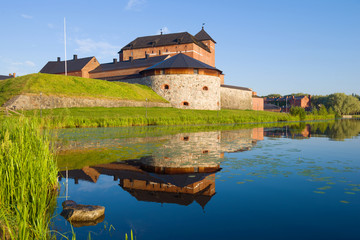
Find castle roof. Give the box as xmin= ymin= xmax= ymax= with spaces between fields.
xmin=141 ymin=53 xmax=222 ymax=73
xmin=40 ymin=56 xmax=94 ymax=74
xmin=221 ymin=84 xmax=252 ymax=91
xmin=90 ymin=55 xmax=168 ymax=73
xmin=119 ymin=32 xmax=211 ymax=53
xmin=122 ymin=188 xmax=214 ymax=207
xmin=195 ymin=27 xmax=216 ymax=43
xmin=0 ymin=75 xmax=13 ymax=80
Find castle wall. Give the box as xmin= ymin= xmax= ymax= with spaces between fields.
xmin=220 ymin=86 xmax=253 ymax=110
xmin=121 ymin=42 xmax=215 ymax=67
xmin=143 ymin=74 xmax=221 ymax=110
xmin=81 ymin=57 xmax=100 ymax=78
xmin=252 ymin=96 xmax=264 ymax=111
xmin=89 ymin=67 xmax=145 ymax=79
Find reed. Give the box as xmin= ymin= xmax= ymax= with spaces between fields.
xmin=0 ymin=117 xmax=58 ymax=239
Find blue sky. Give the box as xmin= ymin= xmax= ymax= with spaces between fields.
xmin=0 ymin=0 xmax=359 ymax=96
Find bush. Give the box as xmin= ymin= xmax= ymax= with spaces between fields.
xmin=290 ymin=106 xmax=306 ymax=120
xmin=311 ymin=108 xmax=318 ymax=115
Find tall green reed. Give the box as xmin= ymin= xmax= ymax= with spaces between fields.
xmin=0 ymin=117 xmax=58 ymax=239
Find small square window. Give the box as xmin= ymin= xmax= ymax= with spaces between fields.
xmin=194 ymin=69 xmax=199 ymax=74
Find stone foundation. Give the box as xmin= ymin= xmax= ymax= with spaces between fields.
xmin=4 ymin=94 xmax=171 ymax=110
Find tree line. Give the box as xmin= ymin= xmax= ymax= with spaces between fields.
xmin=264 ymin=93 xmax=360 ymax=116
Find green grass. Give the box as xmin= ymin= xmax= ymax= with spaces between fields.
xmin=0 ymin=73 xmax=167 ymax=106
xmin=0 ymin=117 xmax=58 ymax=239
xmin=20 ymin=107 xmax=335 ymax=129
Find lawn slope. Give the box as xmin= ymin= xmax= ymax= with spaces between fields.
xmin=0 ymin=73 xmax=167 ymax=105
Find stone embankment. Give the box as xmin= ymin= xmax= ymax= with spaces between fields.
xmin=4 ymin=94 xmax=171 ymax=110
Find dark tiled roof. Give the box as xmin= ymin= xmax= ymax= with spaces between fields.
xmin=264 ymin=103 xmax=281 ymax=110
xmin=195 ymin=28 xmax=216 ymax=43
xmin=95 ymin=74 xmax=142 ymax=81
xmin=40 ymin=56 xmax=94 ymax=74
xmin=122 ymin=188 xmax=211 ymax=206
xmin=141 ymin=53 xmax=221 ymax=73
xmin=120 ymin=32 xmax=210 ymax=53
xmin=90 ymin=55 xmax=168 ymax=73
xmin=221 ymin=84 xmax=252 ymax=91
xmin=0 ymin=75 xmax=13 ymax=80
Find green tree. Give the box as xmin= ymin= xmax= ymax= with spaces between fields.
xmin=328 ymin=93 xmax=360 ymax=115
xmin=318 ymin=105 xmax=328 ymax=115
xmin=266 ymin=94 xmax=282 ymax=98
xmin=311 ymin=108 xmax=318 ymax=115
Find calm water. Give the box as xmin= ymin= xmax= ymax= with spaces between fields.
xmin=52 ymin=120 xmax=360 ymax=240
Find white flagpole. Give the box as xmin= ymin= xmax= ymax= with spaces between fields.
xmin=64 ymin=17 xmax=67 ymax=76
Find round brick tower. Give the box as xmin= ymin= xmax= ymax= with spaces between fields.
xmin=140 ymin=53 xmax=222 ymax=110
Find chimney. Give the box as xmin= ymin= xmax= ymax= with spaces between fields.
xmin=73 ymin=54 xmax=78 ymax=60
xmin=113 ymin=58 xmax=117 ymax=64
xmin=57 ymin=57 xmax=61 ymax=62
xmin=13 ymin=73 xmax=16 ymax=78
xmin=129 ymin=56 xmax=133 ymax=62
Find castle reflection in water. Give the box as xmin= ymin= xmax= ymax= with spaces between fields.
xmin=58 ymin=124 xmax=318 ymax=208
xmin=59 ymin=128 xmax=264 ymax=208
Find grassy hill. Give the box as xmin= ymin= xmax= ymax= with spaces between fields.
xmin=0 ymin=73 xmax=167 ymax=105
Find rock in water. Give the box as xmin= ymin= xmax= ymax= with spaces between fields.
xmin=61 ymin=200 xmax=105 ymax=223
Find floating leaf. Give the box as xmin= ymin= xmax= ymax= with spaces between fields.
xmin=340 ymin=200 xmax=349 ymax=204
xmin=313 ymin=191 xmax=325 ymax=194
xmin=236 ymin=182 xmax=245 ymax=184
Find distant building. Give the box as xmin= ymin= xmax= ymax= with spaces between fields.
xmin=0 ymin=73 xmax=16 ymax=80
xmin=40 ymin=55 xmax=100 ymax=78
xmin=263 ymin=103 xmax=281 ymax=112
xmin=264 ymin=95 xmax=311 ymax=112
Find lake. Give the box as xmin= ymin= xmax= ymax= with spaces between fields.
xmin=52 ymin=119 xmax=360 ymax=240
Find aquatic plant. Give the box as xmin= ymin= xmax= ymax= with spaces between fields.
xmin=0 ymin=117 xmax=58 ymax=239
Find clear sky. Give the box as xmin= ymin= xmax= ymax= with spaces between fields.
xmin=0 ymin=0 xmax=359 ymax=96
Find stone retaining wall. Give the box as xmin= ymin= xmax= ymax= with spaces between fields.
xmin=4 ymin=94 xmax=171 ymax=110
xmin=220 ymin=86 xmax=252 ymax=110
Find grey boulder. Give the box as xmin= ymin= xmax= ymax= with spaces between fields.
xmin=60 ymin=200 xmax=105 ymax=223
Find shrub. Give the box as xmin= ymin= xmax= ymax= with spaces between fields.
xmin=290 ymin=106 xmax=306 ymax=120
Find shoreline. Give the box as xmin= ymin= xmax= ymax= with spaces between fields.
xmin=8 ymin=106 xmax=336 ymax=129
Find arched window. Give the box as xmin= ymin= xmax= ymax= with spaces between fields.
xmin=182 ymin=101 xmax=189 ymax=106
xmin=162 ymin=84 xmax=170 ymax=90
xmin=202 ymin=86 xmax=208 ymax=91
